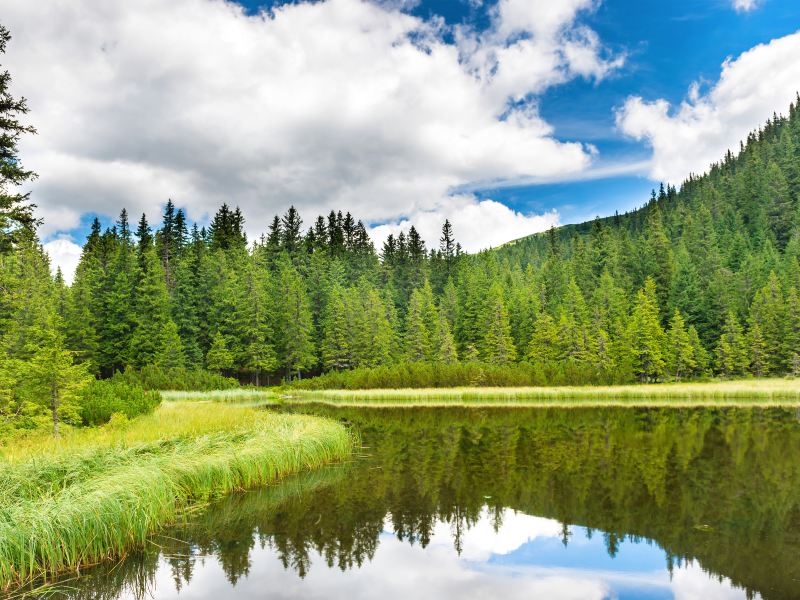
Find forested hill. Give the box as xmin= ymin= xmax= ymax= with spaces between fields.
xmin=498 ymin=94 xmax=800 ymax=278
xmin=4 ymin=82 xmax=800 ymax=393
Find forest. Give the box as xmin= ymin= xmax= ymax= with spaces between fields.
xmin=4 ymin=14 xmax=800 ymax=431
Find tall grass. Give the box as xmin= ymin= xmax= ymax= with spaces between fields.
xmin=289 ymin=378 xmax=800 ymax=407
xmin=0 ymin=401 xmax=353 ymax=590
xmin=160 ymin=389 xmax=280 ymax=404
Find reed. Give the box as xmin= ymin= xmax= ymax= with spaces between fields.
xmin=288 ymin=378 xmax=800 ymax=407
xmin=160 ymin=389 xmax=280 ymax=404
xmin=0 ymin=401 xmax=353 ymax=590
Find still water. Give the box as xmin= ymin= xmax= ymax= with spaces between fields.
xmin=53 ymin=407 xmax=800 ymax=599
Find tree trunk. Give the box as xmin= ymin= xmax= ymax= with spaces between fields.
xmin=51 ymin=381 xmax=59 ymax=438
xmin=255 ymin=369 xmax=260 ymax=387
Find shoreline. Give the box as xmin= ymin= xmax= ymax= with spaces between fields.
xmin=0 ymin=401 xmax=353 ymax=591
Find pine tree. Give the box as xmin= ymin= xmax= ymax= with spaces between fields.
xmin=350 ymin=284 xmax=393 ymax=368
xmin=716 ymin=311 xmax=748 ymax=377
xmin=480 ymin=283 xmax=516 ymax=365
xmin=206 ymin=331 xmax=234 ymax=374
xmin=433 ymin=308 xmax=458 ymax=364
xmin=748 ymin=272 xmax=785 ymax=372
xmin=321 ymin=284 xmax=351 ymax=371
xmin=158 ymin=320 xmax=185 ymax=369
xmin=747 ymin=322 xmax=768 ymax=377
xmin=0 ymin=25 xmax=38 ymax=253
xmin=242 ymin=256 xmax=277 ymax=385
xmin=404 ymin=287 xmax=431 ymax=363
xmin=783 ymin=286 xmax=800 ymax=375
xmin=666 ymin=310 xmax=695 ymax=381
xmin=129 ymin=248 xmax=175 ymax=367
xmin=276 ymin=259 xmax=315 ymax=379
xmin=527 ymin=312 xmax=560 ymax=365
xmin=18 ymin=311 xmax=92 ymax=436
xmin=628 ymin=278 xmax=665 ymax=383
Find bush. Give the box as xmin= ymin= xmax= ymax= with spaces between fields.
xmin=110 ymin=365 xmax=239 ymax=391
xmin=290 ymin=361 xmax=626 ymax=390
xmin=78 ymin=380 xmax=161 ymax=426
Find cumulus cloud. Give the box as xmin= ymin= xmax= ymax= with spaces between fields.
xmin=732 ymin=0 xmax=759 ymax=13
xmin=370 ymin=196 xmax=559 ymax=253
xmin=616 ymin=31 xmax=800 ymax=184
xmin=42 ymin=236 xmax=83 ymax=282
xmin=1 ymin=0 xmax=622 ymax=278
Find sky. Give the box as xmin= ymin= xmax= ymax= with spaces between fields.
xmin=2 ymin=0 xmax=800 ymax=281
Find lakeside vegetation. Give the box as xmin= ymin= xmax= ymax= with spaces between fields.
xmin=69 ymin=407 xmax=799 ymax=600
xmin=0 ymin=400 xmax=353 ymax=590
xmin=288 ymin=378 xmax=800 ymax=407
xmin=3 ymin=18 xmax=800 ymax=434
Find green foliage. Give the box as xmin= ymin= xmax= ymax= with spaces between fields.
xmin=628 ymin=278 xmax=665 ymax=382
xmin=110 ymin=365 xmax=238 ymax=391
xmin=0 ymin=404 xmax=352 ymax=589
xmin=291 ymin=361 xmax=621 ymax=390
xmin=206 ymin=331 xmax=234 ymax=373
xmin=0 ymin=25 xmax=38 ymax=253
xmin=78 ymin=380 xmax=161 ymax=426
xmin=5 ymin=53 xmax=800 ymax=391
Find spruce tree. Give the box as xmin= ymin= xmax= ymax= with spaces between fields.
xmin=206 ymin=331 xmax=234 ymax=374
xmin=480 ymin=283 xmax=516 ymax=365
xmin=628 ymin=278 xmax=665 ymax=383
xmin=0 ymin=25 xmax=38 ymax=253
xmin=321 ymin=284 xmax=351 ymax=371
xmin=716 ymin=311 xmax=748 ymax=377
xmin=527 ymin=312 xmax=560 ymax=365
xmin=276 ymin=259 xmax=315 ymax=379
xmin=433 ymin=308 xmax=458 ymax=364
xmin=747 ymin=322 xmax=768 ymax=377
xmin=404 ymin=288 xmax=431 ymax=363
xmin=129 ymin=248 xmax=174 ymax=367
xmin=666 ymin=310 xmax=695 ymax=381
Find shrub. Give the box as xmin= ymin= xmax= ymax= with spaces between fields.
xmin=110 ymin=365 xmax=239 ymax=391
xmin=78 ymin=380 xmax=161 ymax=426
xmin=290 ymin=361 xmax=626 ymax=390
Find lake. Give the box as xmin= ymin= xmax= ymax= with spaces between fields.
xmin=44 ymin=406 xmax=800 ymax=599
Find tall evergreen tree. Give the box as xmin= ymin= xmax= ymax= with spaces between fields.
xmin=628 ymin=278 xmax=665 ymax=383
xmin=0 ymin=25 xmax=38 ymax=253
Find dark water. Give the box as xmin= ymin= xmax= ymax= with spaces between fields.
xmin=47 ymin=407 xmax=800 ymax=599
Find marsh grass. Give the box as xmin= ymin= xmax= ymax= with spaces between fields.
xmin=160 ymin=389 xmax=280 ymax=404
xmin=0 ymin=401 xmax=353 ymax=590
xmin=289 ymin=378 xmax=800 ymax=407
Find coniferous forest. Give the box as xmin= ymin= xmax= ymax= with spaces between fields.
xmin=4 ymin=17 xmax=800 ymax=420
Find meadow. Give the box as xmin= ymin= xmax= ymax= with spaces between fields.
xmin=0 ymin=401 xmax=353 ymax=590
xmin=286 ymin=378 xmax=800 ymax=407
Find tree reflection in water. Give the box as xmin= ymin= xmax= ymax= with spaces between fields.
xmin=39 ymin=407 xmax=800 ymax=600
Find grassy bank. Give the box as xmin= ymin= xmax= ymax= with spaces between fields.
xmin=287 ymin=378 xmax=800 ymax=407
xmin=160 ymin=389 xmax=280 ymax=404
xmin=0 ymin=401 xmax=353 ymax=590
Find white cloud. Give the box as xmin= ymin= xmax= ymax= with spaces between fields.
xmin=732 ymin=0 xmax=759 ymax=13
xmin=369 ymin=195 xmax=559 ymax=252
xmin=42 ymin=236 xmax=83 ymax=283
xmin=616 ymin=31 xmax=800 ymax=184
xmin=0 ymin=0 xmax=622 ymax=254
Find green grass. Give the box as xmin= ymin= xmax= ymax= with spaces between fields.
xmin=286 ymin=378 xmax=800 ymax=407
xmin=160 ymin=388 xmax=281 ymax=404
xmin=0 ymin=401 xmax=353 ymax=591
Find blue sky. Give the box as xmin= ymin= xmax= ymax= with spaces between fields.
xmin=228 ymin=0 xmax=800 ymax=224
xmin=2 ymin=0 xmax=800 ymax=279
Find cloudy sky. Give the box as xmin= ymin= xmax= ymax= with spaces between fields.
xmin=2 ymin=0 xmax=800 ymax=280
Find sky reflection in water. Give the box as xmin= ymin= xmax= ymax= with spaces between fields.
xmin=60 ymin=407 xmax=800 ymax=600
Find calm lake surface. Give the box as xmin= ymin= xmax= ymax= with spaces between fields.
xmin=50 ymin=406 xmax=800 ymax=599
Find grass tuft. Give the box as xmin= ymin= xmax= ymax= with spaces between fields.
xmin=0 ymin=401 xmax=353 ymax=590
xmin=288 ymin=378 xmax=800 ymax=407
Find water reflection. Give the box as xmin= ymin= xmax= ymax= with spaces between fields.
xmin=38 ymin=407 xmax=800 ymax=599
